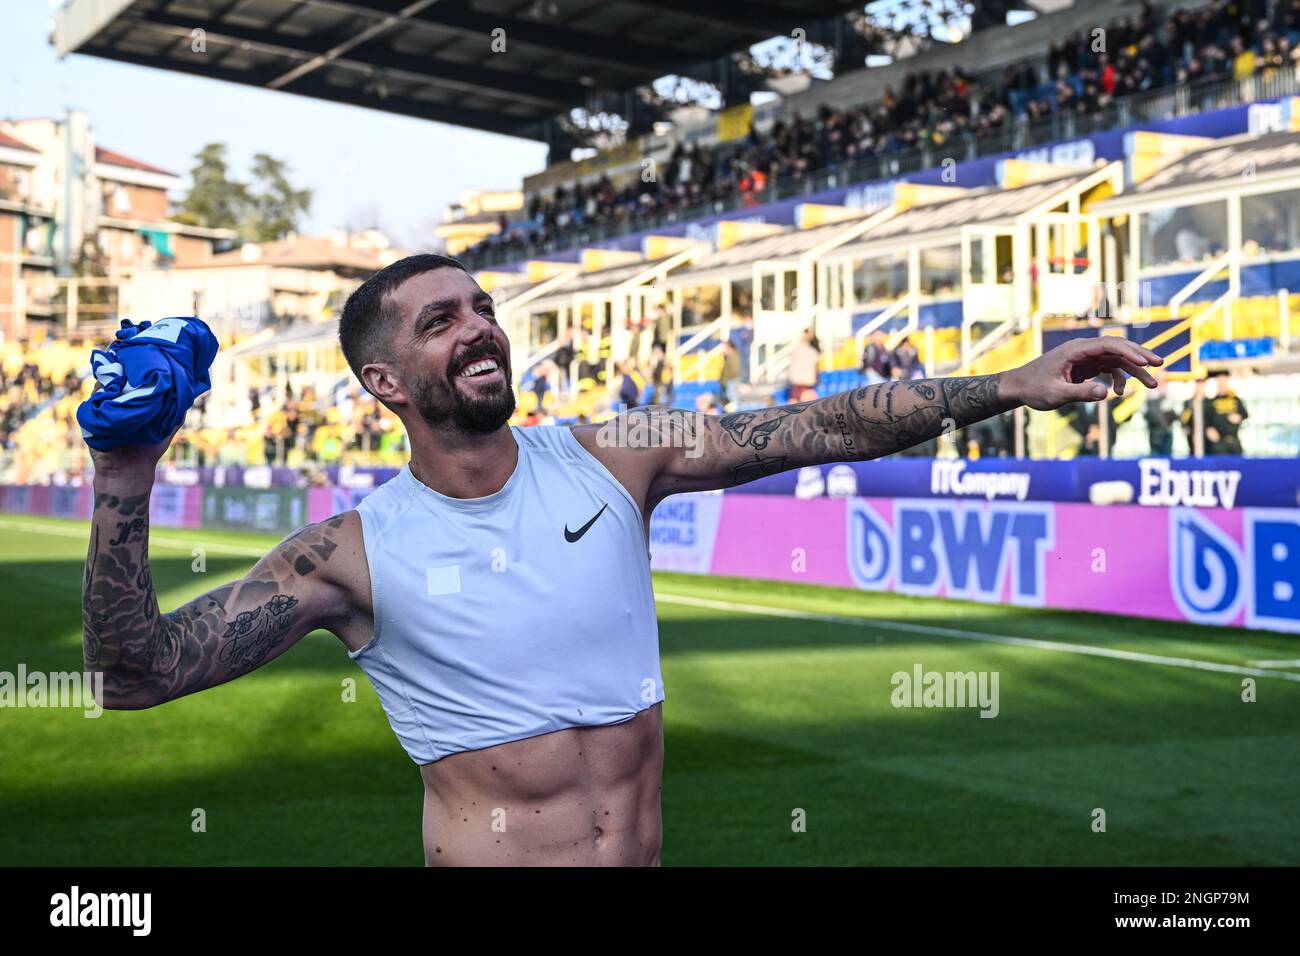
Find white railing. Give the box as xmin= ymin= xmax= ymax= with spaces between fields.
xmin=853 ymin=297 xmax=909 ymax=349
xmin=754 ymin=337 xmax=798 ymax=386
xmin=957 ymin=315 xmax=1017 ymax=374
xmin=676 ymin=315 xmax=725 ymax=357
xmin=1167 ymin=250 xmax=1234 ymax=337
xmin=674 ymin=316 xmax=727 ymax=384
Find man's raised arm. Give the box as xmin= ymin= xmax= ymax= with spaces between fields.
xmin=592 ymin=336 xmax=1162 ymax=506
xmin=83 ymin=438 xmax=363 ymax=710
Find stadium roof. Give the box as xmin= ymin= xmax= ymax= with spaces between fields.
xmin=677 ymin=218 xmax=866 ymax=278
xmin=1125 ymin=130 xmax=1300 ymax=198
xmin=53 ymin=0 xmax=865 ymax=141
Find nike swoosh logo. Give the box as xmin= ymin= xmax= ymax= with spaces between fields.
xmin=565 ymin=502 xmax=609 ymax=543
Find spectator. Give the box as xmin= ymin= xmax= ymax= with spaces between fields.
xmin=860 ymin=329 xmax=892 ymax=383
xmin=617 ymin=358 xmax=644 ymax=410
xmin=530 ymin=361 xmax=552 ymax=415
xmin=1144 ymin=374 xmax=1178 ymax=456
xmin=788 ymin=328 xmax=821 ymax=403
xmin=731 ymin=312 xmax=755 ymax=383
xmin=1180 ymin=378 xmax=1209 ymax=455
xmin=719 ymin=340 xmax=741 ymax=407
xmin=652 ymin=303 xmax=673 ymax=350
xmin=649 ymin=342 xmax=673 ymax=406
xmin=891 ymin=334 xmax=924 ymax=380
xmin=553 ymin=328 xmax=576 ymax=392
xmin=1204 ymin=370 xmax=1248 ymax=455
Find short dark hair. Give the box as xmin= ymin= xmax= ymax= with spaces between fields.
xmin=338 ymin=253 xmax=467 ymax=386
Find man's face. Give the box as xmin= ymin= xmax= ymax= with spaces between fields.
xmin=388 ymin=267 xmax=515 ymax=434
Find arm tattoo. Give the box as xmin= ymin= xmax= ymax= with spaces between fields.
xmin=657 ymin=373 xmax=1014 ymax=496
xmin=82 ymin=491 xmax=347 ymax=708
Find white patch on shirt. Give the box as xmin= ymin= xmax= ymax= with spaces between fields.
xmin=426 ymin=565 xmax=462 ymax=596
xmin=135 ymin=318 xmax=186 ymax=344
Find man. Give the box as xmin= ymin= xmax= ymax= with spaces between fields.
xmin=731 ymin=311 xmax=754 ymax=384
xmin=530 ymin=360 xmax=552 ymax=415
xmin=651 ymin=303 xmax=672 ymax=351
xmin=860 ymin=329 xmax=892 ymax=383
xmin=788 ymin=328 xmax=821 ymax=403
xmin=1180 ymin=377 xmax=1208 ymax=455
xmin=82 ymin=254 xmax=1161 ymax=866
xmin=552 ymin=328 xmax=575 ymax=394
xmin=891 ymin=335 xmax=923 ymax=381
xmin=616 ymin=358 xmax=643 ymax=410
xmin=1204 ymin=370 xmax=1248 ymax=455
xmin=719 ymin=340 xmax=741 ymax=408
xmin=1144 ymin=372 xmax=1176 ymax=456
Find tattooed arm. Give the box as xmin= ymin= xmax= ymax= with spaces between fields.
xmin=576 ymin=336 xmax=1162 ymax=510
xmin=637 ymin=374 xmax=1015 ymax=502
xmin=83 ymin=470 xmax=368 ymax=710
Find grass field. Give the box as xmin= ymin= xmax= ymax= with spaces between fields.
xmin=2 ymin=513 xmax=1298 ymax=866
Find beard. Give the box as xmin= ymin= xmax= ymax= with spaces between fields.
xmin=411 ymin=347 xmax=516 ymax=435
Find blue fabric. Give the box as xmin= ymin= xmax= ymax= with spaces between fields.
xmin=77 ymin=316 xmax=219 ymax=452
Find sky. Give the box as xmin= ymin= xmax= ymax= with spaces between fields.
xmin=0 ymin=0 xmax=549 ymax=250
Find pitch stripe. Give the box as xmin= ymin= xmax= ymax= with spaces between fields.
xmin=0 ymin=518 xmax=267 ymax=557
xmin=656 ymin=591 xmax=1300 ymax=684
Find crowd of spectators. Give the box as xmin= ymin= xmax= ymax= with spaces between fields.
xmin=468 ymin=0 xmax=1300 ymax=262
xmin=0 ymin=360 xmax=83 ymax=452
xmin=167 ymin=382 xmax=406 ymax=470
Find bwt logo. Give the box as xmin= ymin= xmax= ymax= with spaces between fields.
xmin=1170 ymin=508 xmax=1300 ymax=632
xmin=847 ymin=499 xmax=1053 ymax=605
xmin=930 ymin=460 xmax=1031 ymax=501
xmin=1139 ymin=459 xmax=1240 ymax=509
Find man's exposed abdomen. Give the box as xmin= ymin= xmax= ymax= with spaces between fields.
xmin=419 ymin=704 xmax=663 ymax=866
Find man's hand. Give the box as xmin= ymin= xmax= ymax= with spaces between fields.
xmin=1001 ymin=337 xmax=1162 ymax=411
xmin=87 ymin=425 xmax=180 ymax=480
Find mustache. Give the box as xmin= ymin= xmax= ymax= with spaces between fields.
xmin=450 ymin=341 xmax=508 ymax=378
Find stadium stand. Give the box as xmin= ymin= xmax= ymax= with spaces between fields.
xmin=465 ymin=0 xmax=1300 ymax=264
xmin=6 ymin=0 xmax=1300 ymax=481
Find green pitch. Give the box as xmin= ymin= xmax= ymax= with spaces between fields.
xmin=2 ymin=514 xmax=1297 ymax=866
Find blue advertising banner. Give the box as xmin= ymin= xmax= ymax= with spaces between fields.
xmin=728 ymin=456 xmax=1300 ymax=510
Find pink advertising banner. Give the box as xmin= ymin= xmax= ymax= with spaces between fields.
xmin=649 ymin=493 xmax=1300 ymax=634
xmin=1 ymin=484 xmax=203 ymax=529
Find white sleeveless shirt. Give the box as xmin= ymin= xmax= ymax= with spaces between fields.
xmin=350 ymin=424 xmax=664 ymax=764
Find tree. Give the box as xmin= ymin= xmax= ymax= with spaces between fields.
xmin=243 ymin=153 xmax=312 ymax=243
xmin=175 ymin=143 xmax=248 ymax=232
xmin=175 ymin=145 xmax=311 ymax=242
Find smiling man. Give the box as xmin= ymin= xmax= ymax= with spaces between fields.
xmin=82 ymin=253 xmax=1163 ymax=866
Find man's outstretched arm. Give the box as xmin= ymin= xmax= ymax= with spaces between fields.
xmin=578 ymin=336 xmax=1162 ymax=508
xmin=83 ymin=439 xmax=363 ymax=710
xmin=649 ymin=373 xmax=1012 ymax=498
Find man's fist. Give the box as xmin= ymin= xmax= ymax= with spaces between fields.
xmin=1002 ymin=336 xmax=1163 ymax=412
xmin=88 ymin=424 xmax=181 ymax=480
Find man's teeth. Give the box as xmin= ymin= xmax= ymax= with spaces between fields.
xmin=459 ymin=358 xmax=499 ymax=378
